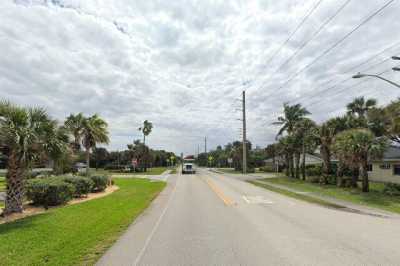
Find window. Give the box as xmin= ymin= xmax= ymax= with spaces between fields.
xmin=379 ymin=163 xmax=391 ymax=170
xmin=367 ymin=164 xmax=373 ymax=172
xmin=393 ymin=165 xmax=400 ymax=176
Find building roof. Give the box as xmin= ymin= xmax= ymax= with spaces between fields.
xmin=382 ymin=145 xmax=400 ymax=160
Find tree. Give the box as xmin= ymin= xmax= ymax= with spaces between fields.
xmin=295 ymin=118 xmax=317 ymax=180
xmin=0 ymin=101 xmax=68 ymax=215
xmin=333 ymin=129 xmax=387 ymax=192
xmin=64 ymin=113 xmax=85 ymax=151
xmin=346 ymin=97 xmax=377 ymax=118
xmin=138 ymin=120 xmax=153 ymax=171
xmin=273 ymin=103 xmax=310 ymax=137
xmin=382 ymin=99 xmax=400 ymax=144
xmin=273 ymin=103 xmax=310 ymax=178
xmin=318 ymin=116 xmax=348 ymax=184
xmin=81 ymin=114 xmax=109 ymax=175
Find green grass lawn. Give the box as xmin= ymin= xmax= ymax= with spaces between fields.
xmin=259 ymin=177 xmax=400 ymax=214
xmin=0 ymin=177 xmax=5 ymax=192
xmin=91 ymin=167 xmax=168 ymax=176
xmin=0 ymin=178 xmax=166 ymax=266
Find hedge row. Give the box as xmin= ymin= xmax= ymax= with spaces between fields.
xmin=26 ymin=175 xmax=110 ymax=207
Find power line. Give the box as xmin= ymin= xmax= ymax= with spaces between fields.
xmin=250 ymin=0 xmax=325 ymax=85
xmin=271 ymin=0 xmax=352 ymax=76
xmin=271 ymin=0 xmax=396 ymax=92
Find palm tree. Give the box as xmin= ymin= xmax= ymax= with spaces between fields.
xmin=274 ymin=103 xmax=310 ymax=178
xmin=64 ymin=113 xmax=85 ymax=151
xmin=81 ymin=114 xmax=109 ymax=175
xmin=318 ymin=116 xmax=348 ymax=184
xmin=295 ymin=118 xmax=317 ymax=180
xmin=346 ymin=97 xmax=377 ymax=118
xmin=333 ymin=129 xmax=387 ymax=192
xmin=273 ymin=103 xmax=310 ymax=137
xmin=0 ymin=101 xmax=68 ymax=215
xmin=138 ymin=120 xmax=153 ymax=171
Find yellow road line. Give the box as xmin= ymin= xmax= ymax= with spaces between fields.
xmin=206 ymin=178 xmax=235 ymax=206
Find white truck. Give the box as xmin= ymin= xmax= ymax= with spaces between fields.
xmin=182 ymin=158 xmax=196 ymax=174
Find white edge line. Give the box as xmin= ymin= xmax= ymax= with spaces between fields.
xmin=133 ymin=175 xmax=178 ymax=266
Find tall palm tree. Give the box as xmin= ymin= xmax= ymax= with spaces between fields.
xmin=295 ymin=118 xmax=317 ymax=180
xmin=274 ymin=103 xmax=310 ymax=178
xmin=273 ymin=103 xmax=310 ymax=137
xmin=333 ymin=129 xmax=387 ymax=192
xmin=0 ymin=101 xmax=68 ymax=215
xmin=346 ymin=97 xmax=377 ymax=118
xmin=81 ymin=114 xmax=109 ymax=175
xmin=64 ymin=113 xmax=85 ymax=151
xmin=138 ymin=120 xmax=153 ymax=171
xmin=318 ymin=116 xmax=348 ymax=184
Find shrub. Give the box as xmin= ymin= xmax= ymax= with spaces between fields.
xmin=259 ymin=166 xmax=275 ymax=172
xmin=26 ymin=178 xmax=75 ymax=207
xmin=383 ymin=183 xmax=400 ymax=196
xmin=62 ymin=176 xmax=94 ymax=197
xmin=306 ymin=176 xmax=320 ymax=183
xmin=90 ymin=175 xmax=109 ymax=192
xmin=305 ymin=165 xmax=322 ymax=177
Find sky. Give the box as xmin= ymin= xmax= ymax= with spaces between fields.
xmin=1 ymin=0 xmax=400 ymax=155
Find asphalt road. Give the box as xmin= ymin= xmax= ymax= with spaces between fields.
xmin=98 ymin=168 xmax=400 ymax=266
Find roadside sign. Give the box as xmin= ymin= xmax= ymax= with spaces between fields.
xmin=132 ymin=158 xmax=138 ymax=167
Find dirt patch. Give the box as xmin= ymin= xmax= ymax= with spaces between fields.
xmin=0 ymin=185 xmax=119 ymax=225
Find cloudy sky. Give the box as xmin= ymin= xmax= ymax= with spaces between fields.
xmin=1 ymin=0 xmax=400 ymax=155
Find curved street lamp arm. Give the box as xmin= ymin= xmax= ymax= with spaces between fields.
xmin=365 ymin=74 xmax=400 ymax=89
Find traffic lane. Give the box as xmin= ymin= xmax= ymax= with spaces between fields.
xmin=137 ymin=172 xmax=289 ymax=266
xmin=204 ymin=169 xmax=400 ymax=266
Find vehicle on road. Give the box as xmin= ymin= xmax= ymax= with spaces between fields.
xmin=182 ymin=163 xmax=196 ymax=174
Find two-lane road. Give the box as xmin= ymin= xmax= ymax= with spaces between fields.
xmin=98 ymin=168 xmax=400 ymax=266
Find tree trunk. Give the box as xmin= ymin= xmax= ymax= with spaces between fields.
xmin=289 ymin=153 xmax=295 ymax=178
xmin=320 ymin=144 xmax=331 ymax=185
xmin=285 ymin=154 xmax=290 ymax=177
xmin=336 ymin=161 xmax=345 ymax=187
xmin=3 ymin=152 xmax=25 ymax=215
xmin=351 ymin=167 xmax=359 ymax=188
xmin=301 ymin=143 xmax=306 ymax=180
xmin=294 ymin=152 xmax=300 ymax=179
xmin=86 ymin=147 xmax=90 ymax=176
xmin=143 ymin=135 xmax=147 ymax=172
xmin=361 ymin=161 xmax=369 ymax=192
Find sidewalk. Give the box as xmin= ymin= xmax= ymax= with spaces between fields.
xmin=252 ymin=179 xmax=400 ymax=219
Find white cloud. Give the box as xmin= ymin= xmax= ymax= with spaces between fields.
xmin=1 ymin=0 xmax=400 ymax=154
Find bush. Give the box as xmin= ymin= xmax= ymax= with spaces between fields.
xmin=62 ymin=176 xmax=94 ymax=197
xmin=383 ymin=183 xmax=400 ymax=196
xmin=306 ymin=176 xmax=320 ymax=183
xmin=89 ymin=175 xmax=109 ymax=192
xmin=26 ymin=178 xmax=75 ymax=207
xmin=259 ymin=166 xmax=275 ymax=172
xmin=305 ymin=164 xmax=322 ymax=177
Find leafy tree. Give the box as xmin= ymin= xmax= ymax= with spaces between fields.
xmin=346 ymin=97 xmax=377 ymax=118
xmin=273 ymin=103 xmax=310 ymax=137
xmin=81 ymin=114 xmax=109 ymax=175
xmin=333 ymin=129 xmax=387 ymax=192
xmin=0 ymin=101 xmax=68 ymax=215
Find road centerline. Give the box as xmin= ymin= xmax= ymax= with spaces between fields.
xmin=206 ymin=178 xmax=235 ymax=206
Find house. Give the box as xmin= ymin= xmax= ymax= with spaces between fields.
xmin=368 ymin=145 xmax=400 ymax=184
xmin=264 ymin=153 xmax=323 ymax=171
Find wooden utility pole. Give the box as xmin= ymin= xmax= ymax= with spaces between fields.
xmin=242 ymin=90 xmax=247 ymax=174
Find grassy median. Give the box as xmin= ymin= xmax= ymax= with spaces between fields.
xmin=255 ymin=177 xmax=400 ymax=214
xmin=0 ymin=178 xmax=165 ymax=266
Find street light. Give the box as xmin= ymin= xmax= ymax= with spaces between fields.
xmin=393 ymin=67 xmax=400 ymax=72
xmin=352 ymin=72 xmax=400 ymax=89
xmin=392 ymin=56 xmax=400 ymax=60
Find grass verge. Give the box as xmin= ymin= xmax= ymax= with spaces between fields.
xmin=257 ymin=177 xmax=400 ymax=214
xmin=0 ymin=178 xmax=166 ymax=266
xmin=92 ymin=167 xmax=168 ymax=176
xmin=0 ymin=177 xmax=5 ymax=192
xmin=248 ymin=180 xmax=345 ymax=209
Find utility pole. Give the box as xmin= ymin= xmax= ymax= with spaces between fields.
xmin=204 ymin=136 xmax=207 ymax=167
xmin=242 ymin=90 xmax=247 ymax=174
